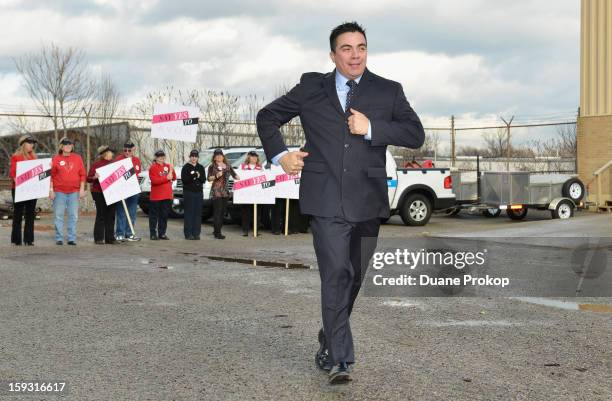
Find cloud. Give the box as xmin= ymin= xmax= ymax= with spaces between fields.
xmin=0 ymin=0 xmax=580 ymax=128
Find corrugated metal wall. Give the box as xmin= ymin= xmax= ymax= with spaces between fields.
xmin=581 ymin=0 xmax=612 ymax=117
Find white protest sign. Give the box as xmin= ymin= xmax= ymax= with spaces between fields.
xmin=14 ymin=158 xmax=52 ymax=202
xmin=97 ymin=158 xmax=141 ymax=206
xmin=270 ymin=165 xmax=300 ymax=199
xmin=151 ymin=104 xmax=200 ymax=143
xmin=232 ymin=169 xmax=276 ymax=205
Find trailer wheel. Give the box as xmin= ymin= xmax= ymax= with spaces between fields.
xmin=482 ymin=208 xmax=501 ymax=218
xmin=552 ymin=200 xmax=574 ymax=219
xmin=507 ymin=207 xmax=527 ymax=220
xmin=400 ymin=193 xmax=432 ymax=226
xmin=444 ymin=207 xmax=461 ymax=217
xmin=562 ymin=178 xmax=585 ymax=202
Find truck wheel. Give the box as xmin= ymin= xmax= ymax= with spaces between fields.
xmin=562 ymin=178 xmax=585 ymax=203
xmin=482 ymin=208 xmax=501 ymax=218
xmin=201 ymin=208 xmax=213 ymax=222
xmin=552 ymin=200 xmax=574 ymax=219
xmin=168 ymin=200 xmax=184 ymax=219
xmin=507 ymin=207 xmax=527 ymax=220
xmin=400 ymin=193 xmax=432 ymax=226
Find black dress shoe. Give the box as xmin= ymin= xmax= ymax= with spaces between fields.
xmin=95 ymin=240 xmax=105 ymax=245
xmin=56 ymin=241 xmax=63 ymax=246
xmin=105 ymin=240 xmax=120 ymax=245
xmin=214 ymin=234 xmax=225 ymax=239
xmin=150 ymin=234 xmax=159 ymax=241
xmin=193 ymin=236 xmax=200 ymax=240
xmin=158 ymin=235 xmax=169 ymax=240
xmin=24 ymin=242 xmax=34 ymax=246
xmin=316 ymin=328 xmax=332 ymax=371
xmin=67 ymin=241 xmax=77 ymax=246
xmin=242 ymin=232 xmax=248 ymax=237
xmin=328 ymin=362 xmax=351 ymax=384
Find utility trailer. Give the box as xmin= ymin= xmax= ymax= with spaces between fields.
xmin=447 ymin=157 xmax=586 ymax=220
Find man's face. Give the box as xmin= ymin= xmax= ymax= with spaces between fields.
xmin=330 ymin=31 xmax=367 ymax=80
xmin=124 ymin=147 xmax=134 ymax=156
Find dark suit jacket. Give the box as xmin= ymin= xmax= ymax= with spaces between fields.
xmin=257 ymin=68 xmax=425 ymax=222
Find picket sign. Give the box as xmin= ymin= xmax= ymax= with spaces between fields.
xmin=14 ymin=158 xmax=52 ymax=203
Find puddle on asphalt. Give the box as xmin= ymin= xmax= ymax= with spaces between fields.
xmin=426 ymin=320 xmax=521 ymax=327
xmin=205 ymin=255 xmax=310 ymax=269
xmin=511 ymin=297 xmax=612 ymax=313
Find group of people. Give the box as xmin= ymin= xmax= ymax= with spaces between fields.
xmin=9 ymin=137 xmax=303 ymax=246
xmin=9 ymin=136 xmax=143 ymax=246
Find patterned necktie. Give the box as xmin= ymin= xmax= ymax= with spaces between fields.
xmin=345 ymin=80 xmax=357 ymax=112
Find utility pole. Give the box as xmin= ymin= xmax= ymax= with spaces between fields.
xmin=82 ymin=105 xmax=93 ymax=209
xmin=501 ymin=116 xmax=514 ymax=171
xmin=450 ymin=115 xmax=456 ymax=167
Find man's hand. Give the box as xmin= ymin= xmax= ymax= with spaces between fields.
xmin=348 ymin=108 xmax=369 ymax=136
xmin=167 ymin=172 xmax=173 ymax=181
xmin=49 ymin=189 xmax=55 ymax=201
xmin=279 ymin=151 xmax=309 ymax=175
xmin=79 ymin=189 xmax=86 ymax=199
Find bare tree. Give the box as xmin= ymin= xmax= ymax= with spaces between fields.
xmin=482 ymin=128 xmax=508 ymax=158
xmin=14 ymin=43 xmax=95 ymax=147
xmin=203 ymin=90 xmax=240 ymax=148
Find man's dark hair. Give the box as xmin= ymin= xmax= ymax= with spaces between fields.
xmin=330 ymin=22 xmax=367 ymax=52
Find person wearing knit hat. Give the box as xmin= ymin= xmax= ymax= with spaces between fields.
xmin=114 ymin=140 xmax=142 ymax=242
xmin=50 ymin=135 xmax=86 ymax=245
xmin=87 ymin=145 xmax=118 ymax=244
xmin=8 ymin=134 xmax=38 ymax=246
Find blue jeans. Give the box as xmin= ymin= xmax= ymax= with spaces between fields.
xmin=53 ymin=191 xmax=79 ymax=242
xmin=116 ymin=193 xmax=139 ymax=237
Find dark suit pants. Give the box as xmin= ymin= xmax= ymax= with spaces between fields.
xmin=309 ymin=215 xmax=380 ymax=365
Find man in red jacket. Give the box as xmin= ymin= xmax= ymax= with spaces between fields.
xmin=114 ymin=140 xmax=142 ymax=242
xmin=148 ymin=149 xmax=175 ymax=240
xmin=50 ymin=137 xmax=86 ymax=245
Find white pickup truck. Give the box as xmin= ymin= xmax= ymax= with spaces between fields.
xmin=384 ymin=151 xmax=455 ymax=226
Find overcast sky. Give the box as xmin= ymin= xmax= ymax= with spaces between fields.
xmin=0 ymin=0 xmax=580 ymax=131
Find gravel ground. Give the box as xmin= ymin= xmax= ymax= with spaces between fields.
xmin=0 ymin=209 xmax=610 ymax=400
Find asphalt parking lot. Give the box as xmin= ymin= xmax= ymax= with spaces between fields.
xmin=0 ymin=209 xmax=611 ymax=400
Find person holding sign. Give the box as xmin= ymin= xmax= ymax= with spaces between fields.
xmin=87 ymin=146 xmax=119 ymax=245
xmin=257 ymin=22 xmax=425 ymax=383
xmin=148 ymin=150 xmax=175 ymax=240
xmin=207 ymin=149 xmax=239 ymax=240
xmin=8 ymin=135 xmax=38 ymax=246
xmin=240 ymin=151 xmax=262 ymax=236
xmin=181 ymin=149 xmax=206 ymax=240
xmin=114 ymin=141 xmax=142 ymax=242
xmin=50 ymin=137 xmax=86 ymax=246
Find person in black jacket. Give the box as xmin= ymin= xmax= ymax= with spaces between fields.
xmin=181 ymin=149 xmax=206 ymax=240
